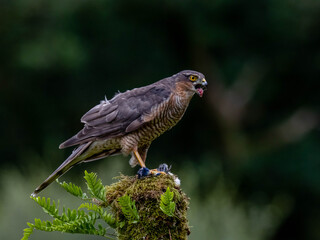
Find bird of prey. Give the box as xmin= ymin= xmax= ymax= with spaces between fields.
xmin=32 ymin=70 xmax=207 ymax=196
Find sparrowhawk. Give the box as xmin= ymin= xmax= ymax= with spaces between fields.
xmin=32 ymin=70 xmax=207 ymax=196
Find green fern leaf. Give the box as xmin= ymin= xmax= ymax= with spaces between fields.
xmin=33 ymin=218 xmax=56 ymax=232
xmin=97 ymin=223 xmax=106 ymax=236
xmin=118 ymin=221 xmax=125 ymax=228
xmin=32 ymin=196 xmax=61 ymax=219
xmin=23 ymin=172 xmax=117 ymax=239
xmin=84 ymin=171 xmax=106 ymax=202
xmin=118 ymin=195 xmax=139 ymax=223
xmin=78 ymin=202 xmax=104 ymax=216
xmin=160 ymin=187 xmax=176 ymax=217
xmin=56 ymin=180 xmax=88 ymax=199
xmin=21 ymin=225 xmax=34 ymax=240
xmin=102 ymin=212 xmax=117 ymax=228
xmin=79 ymin=202 xmax=100 ymax=211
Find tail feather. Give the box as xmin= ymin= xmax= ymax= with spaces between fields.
xmin=31 ymin=142 xmax=92 ymax=197
xmin=82 ymin=149 xmax=121 ymax=163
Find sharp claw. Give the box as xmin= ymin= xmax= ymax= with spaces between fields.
xmin=137 ymin=163 xmax=170 ymax=179
xmin=150 ymin=169 xmax=167 ymax=176
xmin=137 ymin=167 xmax=150 ymax=179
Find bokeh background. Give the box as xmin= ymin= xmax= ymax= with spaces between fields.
xmin=1 ymin=0 xmax=319 ymax=239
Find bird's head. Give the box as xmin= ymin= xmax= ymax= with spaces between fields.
xmin=177 ymin=70 xmax=207 ymax=97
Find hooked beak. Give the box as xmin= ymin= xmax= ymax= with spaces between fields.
xmin=195 ymin=78 xmax=207 ymax=97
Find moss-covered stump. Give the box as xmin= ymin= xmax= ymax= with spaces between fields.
xmin=106 ymin=174 xmax=190 ymax=240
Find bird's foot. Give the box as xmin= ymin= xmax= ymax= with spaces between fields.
xmin=137 ymin=167 xmax=150 ymax=179
xmin=149 ymin=169 xmax=167 ymax=176
xmin=150 ymin=163 xmax=171 ymax=176
xmin=137 ymin=163 xmax=171 ymax=179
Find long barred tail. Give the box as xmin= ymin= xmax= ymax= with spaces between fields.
xmin=31 ymin=142 xmax=92 ymax=197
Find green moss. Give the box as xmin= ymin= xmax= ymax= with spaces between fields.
xmin=106 ymin=174 xmax=190 ymax=240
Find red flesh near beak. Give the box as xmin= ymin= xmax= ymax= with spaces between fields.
xmin=197 ymin=88 xmax=204 ymax=97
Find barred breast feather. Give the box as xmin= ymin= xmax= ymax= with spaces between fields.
xmin=120 ymin=90 xmax=193 ymax=155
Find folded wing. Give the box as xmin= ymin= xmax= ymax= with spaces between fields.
xmin=59 ymin=83 xmax=171 ymax=149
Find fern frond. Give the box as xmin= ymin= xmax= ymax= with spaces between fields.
xmin=160 ymin=187 xmax=176 ymax=217
xmin=56 ymin=180 xmax=88 ymax=200
xmin=23 ymin=172 xmax=119 ymax=240
xmin=32 ymin=196 xmax=94 ymax=223
xmin=22 ymin=216 xmax=116 ymax=239
xmin=21 ymin=225 xmax=34 ymax=240
xmin=79 ymin=203 xmax=103 ymax=214
xmin=33 ymin=218 xmax=56 ymax=232
xmin=102 ymin=212 xmax=117 ymax=228
xmin=118 ymin=195 xmax=139 ymax=223
xmin=62 ymin=207 xmax=87 ymax=222
xmin=78 ymin=203 xmax=116 ymax=228
xmin=84 ymin=170 xmax=106 ymax=202
xmin=32 ymin=196 xmax=60 ymax=219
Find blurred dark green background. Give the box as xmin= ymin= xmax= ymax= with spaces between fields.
xmin=1 ymin=0 xmax=319 ymax=239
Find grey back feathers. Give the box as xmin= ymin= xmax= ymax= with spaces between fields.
xmin=59 ymin=79 xmax=173 ymax=149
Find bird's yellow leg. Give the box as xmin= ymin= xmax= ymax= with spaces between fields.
xmin=133 ymin=149 xmax=146 ymax=168
xmin=149 ymin=169 xmax=167 ymax=175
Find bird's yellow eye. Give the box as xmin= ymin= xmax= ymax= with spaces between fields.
xmin=189 ymin=75 xmax=198 ymax=81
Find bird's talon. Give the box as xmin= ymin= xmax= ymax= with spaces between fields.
xmin=137 ymin=167 xmax=150 ymax=179
xmin=149 ymin=169 xmax=167 ymax=176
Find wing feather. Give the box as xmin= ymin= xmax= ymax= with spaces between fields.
xmin=125 ymin=118 xmax=144 ymax=132
xmin=81 ymin=103 xmax=117 ymax=123
xmin=59 ymin=81 xmax=172 ymax=149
